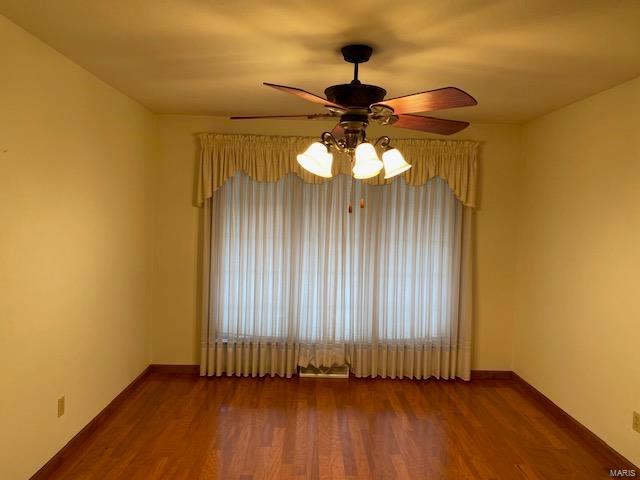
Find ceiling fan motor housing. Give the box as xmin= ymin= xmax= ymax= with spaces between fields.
xmin=324 ymin=83 xmax=386 ymax=109
xmin=325 ymin=84 xmax=387 ymax=142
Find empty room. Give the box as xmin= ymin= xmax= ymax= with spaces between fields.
xmin=1 ymin=1 xmax=639 ymax=478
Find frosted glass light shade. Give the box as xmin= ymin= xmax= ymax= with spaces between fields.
xmin=382 ymin=148 xmax=411 ymax=179
xmin=352 ymin=142 xmax=383 ymax=179
xmin=297 ymin=142 xmax=333 ymax=178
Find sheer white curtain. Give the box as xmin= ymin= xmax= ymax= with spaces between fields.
xmin=201 ymin=172 xmax=472 ymax=379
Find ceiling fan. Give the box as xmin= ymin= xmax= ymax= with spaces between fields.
xmin=231 ymin=44 xmax=477 ymax=180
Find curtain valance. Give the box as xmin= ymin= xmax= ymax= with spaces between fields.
xmin=197 ymin=133 xmax=479 ymax=208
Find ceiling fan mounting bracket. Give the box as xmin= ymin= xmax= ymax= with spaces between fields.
xmin=370 ymin=104 xmax=394 ymax=122
xmin=341 ymin=44 xmax=373 ymax=65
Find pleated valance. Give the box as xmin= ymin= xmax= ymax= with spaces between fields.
xmin=197 ymin=133 xmax=479 ymax=208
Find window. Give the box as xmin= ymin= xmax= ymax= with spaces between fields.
xmin=209 ymin=173 xmax=462 ymax=346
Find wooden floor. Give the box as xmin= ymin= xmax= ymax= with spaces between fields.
xmin=45 ymin=372 xmax=628 ymax=479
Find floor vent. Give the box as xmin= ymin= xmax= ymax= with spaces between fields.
xmin=299 ymin=365 xmax=349 ymax=378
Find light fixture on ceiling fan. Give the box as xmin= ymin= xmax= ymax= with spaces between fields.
xmin=232 ymin=44 xmax=477 ymax=180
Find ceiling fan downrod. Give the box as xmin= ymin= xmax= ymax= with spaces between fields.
xmin=341 ymin=44 xmax=372 ymax=85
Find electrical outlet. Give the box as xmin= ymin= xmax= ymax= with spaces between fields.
xmin=57 ymin=396 xmax=65 ymax=418
xmin=633 ymin=411 xmax=640 ymax=434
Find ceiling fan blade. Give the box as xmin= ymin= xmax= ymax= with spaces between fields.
xmin=264 ymin=82 xmax=344 ymax=109
xmin=392 ymin=114 xmax=469 ymax=135
xmin=375 ymin=87 xmax=477 ymax=114
xmin=230 ymin=113 xmax=335 ymax=120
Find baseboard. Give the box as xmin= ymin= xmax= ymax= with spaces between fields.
xmin=148 ymin=367 xmax=511 ymax=379
xmin=30 ymin=365 xmax=151 ymax=480
xmin=152 ymin=367 xmax=513 ymax=379
xmin=149 ymin=364 xmax=200 ymax=375
xmin=470 ymin=370 xmax=514 ymax=380
xmin=511 ymin=372 xmax=638 ymax=470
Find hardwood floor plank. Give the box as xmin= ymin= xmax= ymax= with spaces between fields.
xmin=35 ymin=374 xmax=636 ymax=479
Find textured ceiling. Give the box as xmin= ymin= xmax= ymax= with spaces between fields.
xmin=1 ymin=0 xmax=639 ymax=123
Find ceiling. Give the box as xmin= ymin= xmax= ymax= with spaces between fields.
xmin=1 ymin=0 xmax=639 ymax=123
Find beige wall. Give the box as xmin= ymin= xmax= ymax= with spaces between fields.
xmin=0 ymin=16 xmax=155 ymax=480
xmin=153 ymin=115 xmax=521 ymax=370
xmin=515 ymin=76 xmax=640 ymax=466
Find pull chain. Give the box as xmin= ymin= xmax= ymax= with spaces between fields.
xmin=348 ymin=174 xmax=354 ymax=213
xmin=347 ymin=178 xmax=365 ymax=213
xmin=347 ymin=153 xmax=365 ymax=213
